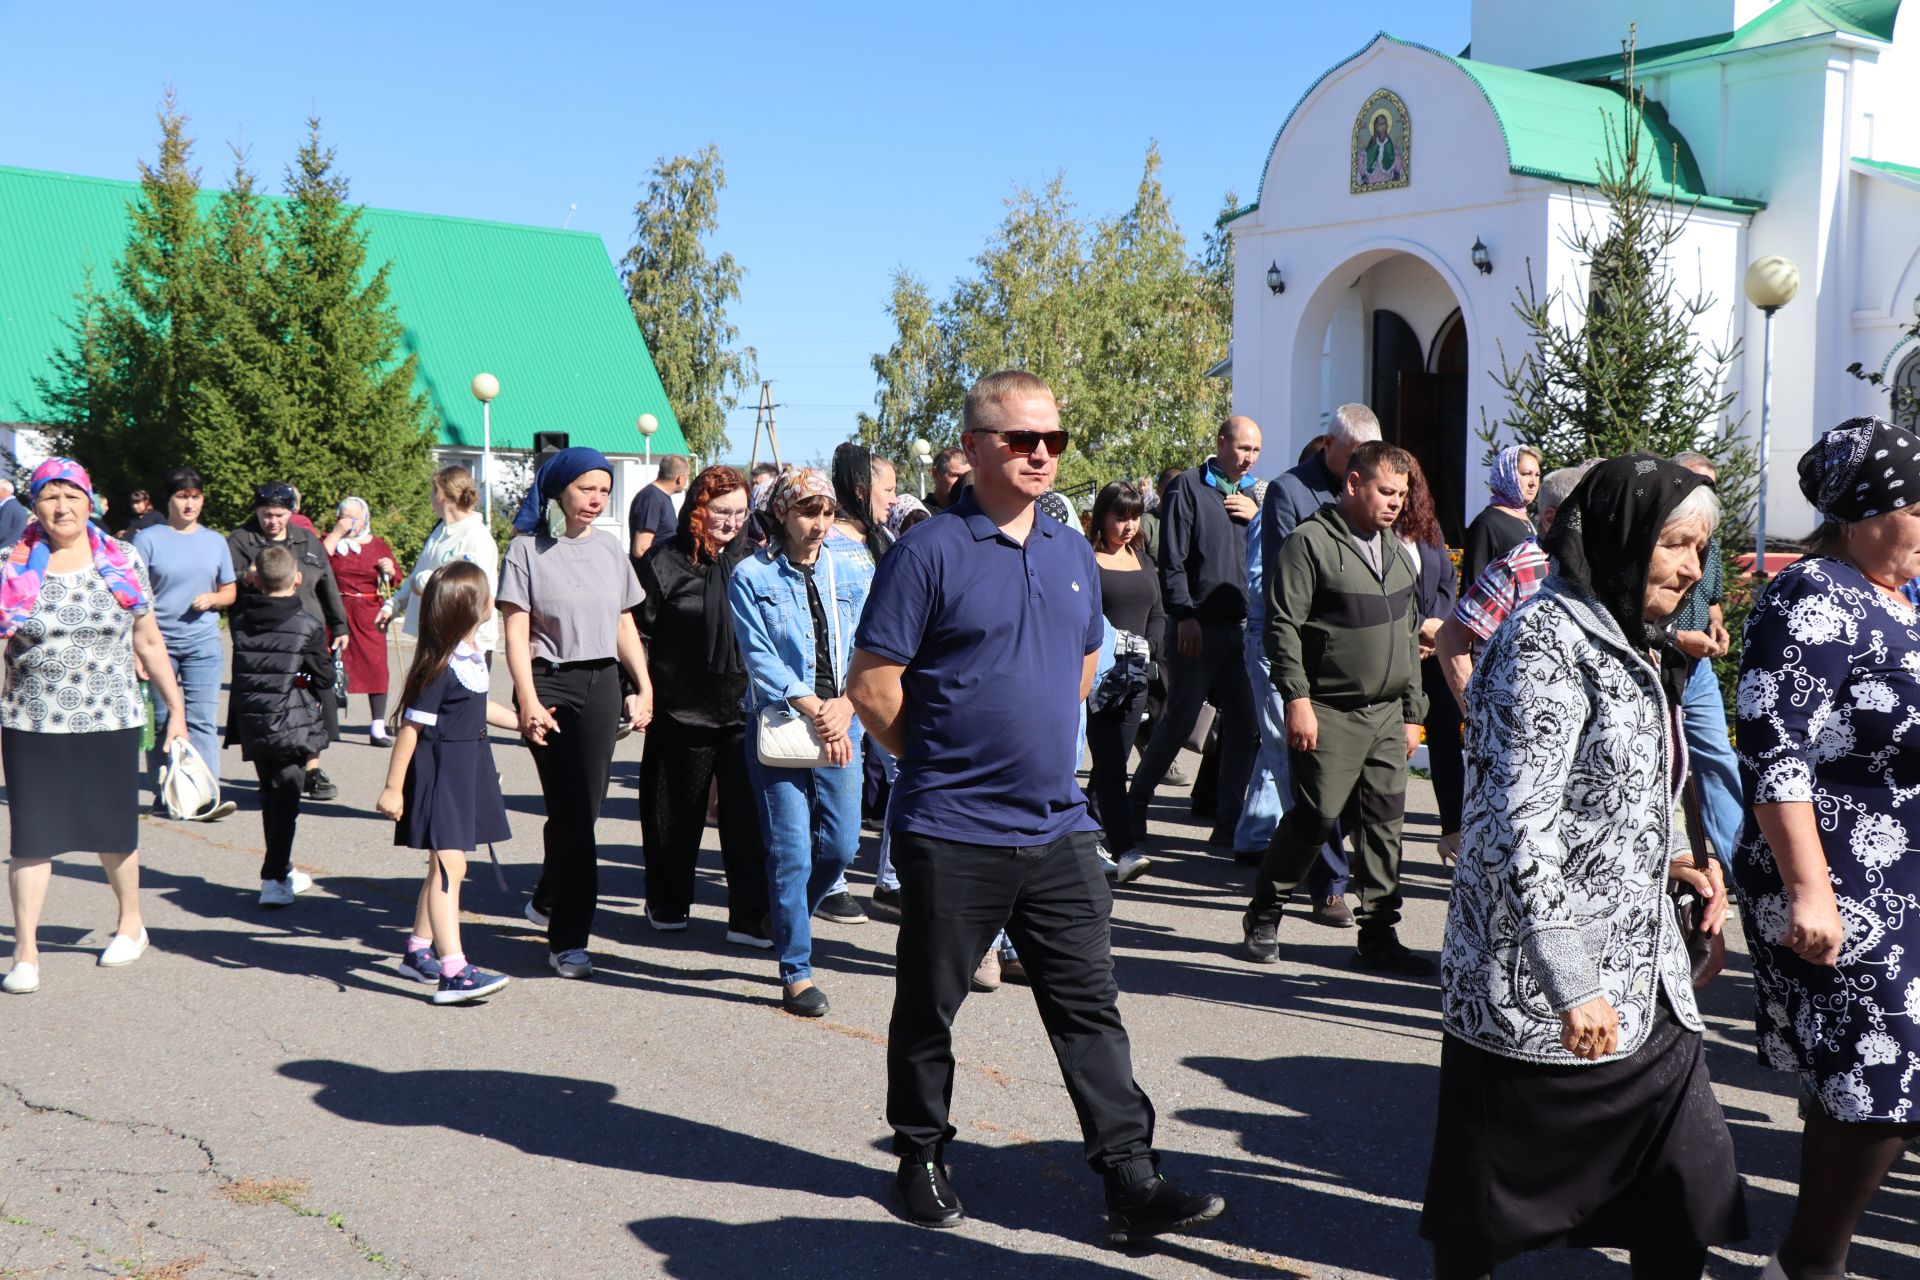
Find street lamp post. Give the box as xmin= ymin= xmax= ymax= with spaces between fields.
xmin=470 ymin=373 xmax=500 ymax=528
xmin=911 ymin=437 xmax=933 ymax=499
xmin=1743 ymin=256 xmax=1800 ymax=580
xmin=637 ymin=412 xmax=659 ymax=467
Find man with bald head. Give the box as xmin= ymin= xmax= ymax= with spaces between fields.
xmin=1128 ymin=416 xmax=1264 ymax=850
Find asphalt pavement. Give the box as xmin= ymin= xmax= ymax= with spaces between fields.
xmin=1 ymin=659 xmax=1915 ymax=1279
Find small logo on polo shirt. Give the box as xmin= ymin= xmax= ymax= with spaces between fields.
xmin=1071 ymin=581 xmax=1081 ymax=591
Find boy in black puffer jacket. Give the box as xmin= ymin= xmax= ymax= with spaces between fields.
xmin=229 ymin=544 xmax=333 ymax=908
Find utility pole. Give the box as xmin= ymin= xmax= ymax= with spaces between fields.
xmin=748 ymin=381 xmax=783 ymax=472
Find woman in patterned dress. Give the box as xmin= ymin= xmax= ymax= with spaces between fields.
xmin=1421 ymin=455 xmax=1745 ymax=1279
xmin=1735 ymin=416 xmax=1920 ymax=1280
xmin=2 ymin=459 xmax=188 ymax=995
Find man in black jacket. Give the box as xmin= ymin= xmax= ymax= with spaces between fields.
xmin=228 ymin=482 xmax=349 ymax=801
xmin=1128 ymin=416 xmax=1263 ymax=848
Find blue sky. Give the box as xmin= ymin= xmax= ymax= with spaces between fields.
xmin=0 ymin=1 xmax=1468 ymax=464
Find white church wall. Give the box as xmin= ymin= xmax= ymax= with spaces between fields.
xmin=1469 ymin=1 xmax=1772 ymax=74
xmin=1859 ymin=3 xmax=1920 ymax=162
xmin=1848 ymin=170 xmax=1920 ymax=423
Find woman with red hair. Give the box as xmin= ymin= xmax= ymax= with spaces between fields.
xmin=633 ymin=466 xmax=768 ymax=944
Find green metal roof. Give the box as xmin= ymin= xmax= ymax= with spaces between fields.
xmin=1226 ymin=33 xmax=1762 ymax=226
xmin=1855 ymin=156 xmax=1920 ymax=184
xmin=1530 ymin=0 xmax=1901 ymax=81
xmin=0 ymin=163 xmax=685 ymax=456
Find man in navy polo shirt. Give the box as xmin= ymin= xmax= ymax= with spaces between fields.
xmin=847 ymin=369 xmax=1225 ymax=1246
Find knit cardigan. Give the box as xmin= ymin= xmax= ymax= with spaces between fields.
xmin=1440 ymin=578 xmax=1702 ymax=1064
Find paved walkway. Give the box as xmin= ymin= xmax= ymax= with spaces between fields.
xmin=1 ymin=666 xmax=1915 ymax=1278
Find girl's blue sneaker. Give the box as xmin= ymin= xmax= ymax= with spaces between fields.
xmin=399 ymin=948 xmax=443 ymax=983
xmin=433 ymin=967 xmax=509 ymax=1005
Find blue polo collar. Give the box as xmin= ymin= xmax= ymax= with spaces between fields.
xmin=954 ymin=489 xmax=1056 ymax=544
xmin=1202 ymin=457 xmax=1257 ymax=494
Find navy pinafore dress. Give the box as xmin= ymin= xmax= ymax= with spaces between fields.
xmin=395 ymin=651 xmax=510 ymax=852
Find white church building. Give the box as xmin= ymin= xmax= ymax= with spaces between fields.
xmin=1224 ymin=0 xmax=1920 ymax=541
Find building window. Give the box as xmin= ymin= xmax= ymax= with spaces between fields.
xmin=1895 ymin=348 xmax=1920 ymax=432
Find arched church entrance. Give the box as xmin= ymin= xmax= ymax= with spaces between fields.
xmin=1305 ymin=252 xmax=1471 ymax=541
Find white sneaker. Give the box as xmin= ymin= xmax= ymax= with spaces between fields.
xmin=2 ymin=961 xmax=39 ymax=994
xmin=1114 ymin=851 xmax=1154 ymax=884
xmin=1096 ymin=842 xmax=1120 ymax=875
xmin=99 ymin=929 xmax=149 ymax=967
xmin=549 ymin=949 xmax=593 ymax=979
xmin=259 ymin=870 xmax=313 ymax=907
xmin=524 ymin=899 xmax=550 ymax=929
xmin=194 ymin=800 xmax=238 ymax=822
xmin=645 ymin=906 xmax=689 ymax=932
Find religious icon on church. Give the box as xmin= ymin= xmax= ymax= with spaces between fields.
xmin=1352 ymin=89 xmax=1410 ymax=192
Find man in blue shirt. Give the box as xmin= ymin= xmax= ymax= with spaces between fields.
xmin=626 ymin=455 xmax=687 ymax=561
xmin=848 ymin=370 xmax=1225 ymax=1246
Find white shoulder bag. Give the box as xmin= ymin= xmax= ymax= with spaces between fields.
xmin=755 ymin=551 xmax=839 ymax=769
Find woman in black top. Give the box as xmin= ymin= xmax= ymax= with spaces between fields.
xmin=1086 ymin=481 xmax=1163 ymax=883
xmin=1458 ymin=444 xmax=1540 ymax=590
xmin=634 ymin=466 xmax=769 ymax=944
xmin=1395 ymin=457 xmax=1464 ymax=859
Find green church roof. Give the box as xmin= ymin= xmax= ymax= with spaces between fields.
xmin=1227 ymin=32 xmax=1763 ymax=227
xmin=0 ymin=163 xmax=686 ymax=457
xmin=1855 ymin=156 xmax=1920 ymax=185
xmin=1530 ymin=0 xmax=1902 ymax=81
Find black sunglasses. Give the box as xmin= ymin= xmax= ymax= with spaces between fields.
xmin=971 ymin=428 xmax=1071 ymax=457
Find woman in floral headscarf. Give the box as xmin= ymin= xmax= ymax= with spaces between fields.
xmin=3 ymin=459 xmax=189 ymax=995
xmin=727 ymin=468 xmax=869 ymax=1017
xmin=323 ymin=497 xmax=400 ymax=745
xmin=1734 ymin=417 xmax=1920 ymax=1280
xmin=1459 ymin=443 xmax=1542 ymax=590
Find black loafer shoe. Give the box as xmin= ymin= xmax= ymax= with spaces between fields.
xmin=1308 ymin=895 xmax=1356 ymax=928
xmin=896 ymin=1157 xmax=965 ymax=1228
xmin=1106 ymin=1175 xmax=1226 ymax=1246
xmin=1241 ymin=909 xmax=1280 ymax=964
xmin=781 ymin=984 xmax=829 ymax=1017
xmin=1353 ymin=931 xmax=1437 ymax=977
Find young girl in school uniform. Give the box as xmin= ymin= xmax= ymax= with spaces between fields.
xmin=376 ymin=561 xmax=517 ymax=1005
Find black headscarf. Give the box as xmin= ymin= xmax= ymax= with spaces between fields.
xmin=673 ymin=488 xmax=749 ymax=677
xmin=1797 ymin=415 xmax=1920 ymax=522
xmin=831 ymin=442 xmax=892 ymax=563
xmin=1540 ymin=453 xmax=1709 ymax=699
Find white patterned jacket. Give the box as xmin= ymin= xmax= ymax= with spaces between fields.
xmin=1441 ymin=579 xmax=1703 ymax=1064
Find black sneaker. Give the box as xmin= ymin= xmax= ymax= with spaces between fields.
xmin=1106 ymin=1175 xmax=1226 ymax=1246
xmin=303 ymin=768 xmax=338 ymax=801
xmin=813 ymin=891 xmax=867 ymax=925
xmin=1354 ymin=930 xmax=1437 ymax=977
xmin=1242 ymin=909 xmax=1280 ymax=964
xmin=895 ymin=1156 xmax=965 ymax=1229
xmin=870 ymin=886 xmax=901 ymax=910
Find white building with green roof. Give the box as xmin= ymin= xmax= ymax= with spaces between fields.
xmin=1225 ymin=0 xmax=1920 ymax=538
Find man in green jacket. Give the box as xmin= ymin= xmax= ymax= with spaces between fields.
xmin=1241 ymin=440 xmax=1432 ymax=974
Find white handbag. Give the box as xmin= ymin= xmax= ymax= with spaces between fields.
xmin=159 ymin=739 xmax=228 ymax=820
xmin=754 ymin=552 xmax=840 ymax=769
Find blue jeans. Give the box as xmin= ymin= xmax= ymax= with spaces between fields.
xmin=1681 ymin=657 xmax=1743 ymax=872
xmin=1232 ymin=623 xmax=1345 ymax=896
xmin=745 ymin=718 xmax=864 ymax=984
xmin=830 ymin=740 xmax=900 ymax=896
xmin=148 ymin=636 xmax=224 ymax=793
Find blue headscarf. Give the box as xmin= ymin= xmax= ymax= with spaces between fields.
xmin=1488 ymin=444 xmax=1532 ymax=509
xmin=513 ymin=447 xmax=614 ymax=534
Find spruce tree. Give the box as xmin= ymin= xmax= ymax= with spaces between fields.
xmin=266 ymin=119 xmax=436 ymax=548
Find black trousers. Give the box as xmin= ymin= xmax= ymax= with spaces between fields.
xmin=1422 ymin=658 xmax=1465 ymax=834
xmin=521 ymin=659 xmax=622 ymax=953
xmin=887 ymin=828 xmax=1157 ymax=1185
xmin=639 ymin=715 xmax=768 ymax=928
xmin=254 ymin=755 xmax=306 ymax=882
xmin=1085 ymin=683 xmax=1148 ymax=852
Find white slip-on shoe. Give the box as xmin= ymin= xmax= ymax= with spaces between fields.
xmin=195 ymin=800 xmax=238 ymax=822
xmin=259 ymin=878 xmax=295 ymax=907
xmin=3 ymin=961 xmax=40 ymax=994
xmin=99 ymin=929 xmax=149 ymax=967
xmin=287 ymin=869 xmax=314 ymax=895
xmin=1114 ymin=851 xmax=1154 ymax=884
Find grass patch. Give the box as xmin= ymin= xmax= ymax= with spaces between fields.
xmin=215 ymin=1177 xmax=310 ymax=1209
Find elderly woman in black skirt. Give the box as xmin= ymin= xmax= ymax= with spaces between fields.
xmin=3 ymin=459 xmax=188 ymax=995
xmin=1422 ymin=456 xmax=1747 ymax=1278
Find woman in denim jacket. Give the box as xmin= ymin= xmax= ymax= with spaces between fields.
xmin=728 ymin=468 xmax=868 ymax=1017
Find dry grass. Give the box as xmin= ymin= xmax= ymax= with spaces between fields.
xmin=214 ymin=1177 xmax=310 ymax=1209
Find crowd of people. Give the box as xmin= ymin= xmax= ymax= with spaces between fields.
xmin=0 ymin=372 xmax=1915 ymax=1273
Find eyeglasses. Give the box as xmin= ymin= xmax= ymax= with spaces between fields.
xmin=708 ymin=507 xmax=749 ymax=526
xmin=971 ymin=428 xmax=1071 ymax=457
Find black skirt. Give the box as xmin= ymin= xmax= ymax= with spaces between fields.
xmin=1420 ymin=999 xmax=1748 ymax=1262
xmin=2 ymin=726 xmax=142 ymax=858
